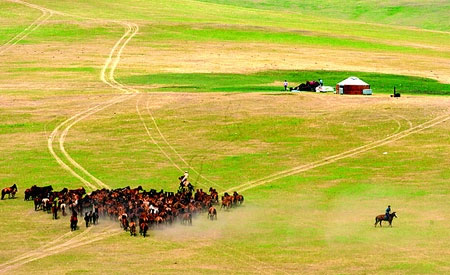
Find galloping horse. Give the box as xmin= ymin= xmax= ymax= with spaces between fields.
xmin=181 ymin=212 xmax=192 ymax=225
xmin=233 ymin=192 xmax=244 ymax=205
xmin=120 ymin=215 xmax=129 ymax=231
xmin=221 ymin=196 xmax=232 ymax=210
xmin=129 ymin=221 xmax=137 ymax=236
xmin=375 ymin=212 xmax=397 ymax=227
xmin=140 ymin=222 xmax=149 ymax=237
xmin=207 ymin=206 xmax=217 ymax=220
xmin=1 ymin=184 xmax=17 ymax=200
xmin=70 ymin=214 xmax=78 ymax=231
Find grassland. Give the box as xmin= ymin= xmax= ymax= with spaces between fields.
xmin=120 ymin=70 xmax=450 ymax=95
xmin=197 ymin=0 xmax=450 ymax=31
xmin=0 ymin=0 xmax=449 ymax=274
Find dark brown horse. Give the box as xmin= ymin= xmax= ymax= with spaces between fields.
xmin=375 ymin=212 xmax=397 ymax=227
xmin=140 ymin=222 xmax=148 ymax=237
xmin=70 ymin=214 xmax=78 ymax=231
xmin=1 ymin=184 xmax=17 ymax=200
xmin=24 ymin=188 xmax=32 ymax=200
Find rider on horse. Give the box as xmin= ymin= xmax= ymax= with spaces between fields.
xmin=385 ymin=205 xmax=391 ymax=220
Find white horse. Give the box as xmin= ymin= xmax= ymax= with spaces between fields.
xmin=149 ymin=204 xmax=159 ymax=214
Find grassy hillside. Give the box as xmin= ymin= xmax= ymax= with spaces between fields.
xmin=0 ymin=0 xmax=450 ymax=274
xmin=197 ymin=0 xmax=450 ymax=31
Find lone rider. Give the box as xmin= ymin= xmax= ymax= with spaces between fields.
xmin=385 ymin=205 xmax=391 ymax=220
xmin=178 ymin=171 xmax=189 ymax=191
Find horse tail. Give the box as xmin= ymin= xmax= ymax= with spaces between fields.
xmin=1 ymin=190 xmax=4 ymax=200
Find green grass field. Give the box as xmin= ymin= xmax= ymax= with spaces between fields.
xmin=0 ymin=0 xmax=449 ymax=274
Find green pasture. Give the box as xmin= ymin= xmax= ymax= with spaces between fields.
xmin=17 ymin=0 xmax=450 ymax=51
xmin=197 ymin=0 xmax=450 ymax=31
xmin=1 ymin=0 xmax=450 ymax=274
xmin=120 ymin=70 xmax=450 ymax=95
xmin=1 ymin=93 xmax=449 ymax=274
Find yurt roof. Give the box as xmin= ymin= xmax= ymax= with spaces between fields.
xmin=338 ymin=76 xmax=369 ymax=86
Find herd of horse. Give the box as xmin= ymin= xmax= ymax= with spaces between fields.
xmin=2 ymin=183 xmax=398 ymax=230
xmin=13 ymin=182 xmax=245 ymax=237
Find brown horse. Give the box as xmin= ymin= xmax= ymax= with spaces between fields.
xmin=375 ymin=212 xmax=397 ymax=227
xmin=129 ymin=221 xmax=137 ymax=236
xmin=140 ymin=222 xmax=148 ymax=237
xmin=181 ymin=212 xmax=192 ymax=225
xmin=120 ymin=215 xmax=129 ymax=231
xmin=207 ymin=206 xmax=217 ymax=220
xmin=233 ymin=191 xmax=244 ymax=205
xmin=221 ymin=197 xmax=232 ymax=210
xmin=1 ymin=184 xmax=17 ymax=200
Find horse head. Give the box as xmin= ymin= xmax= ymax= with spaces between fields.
xmin=392 ymin=212 xmax=397 ymax=218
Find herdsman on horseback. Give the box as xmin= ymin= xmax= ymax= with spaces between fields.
xmin=178 ymin=171 xmax=194 ymax=193
xmin=375 ymin=205 xmax=397 ymax=227
xmin=385 ymin=205 xmax=391 ymax=220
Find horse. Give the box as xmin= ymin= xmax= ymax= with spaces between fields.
xmin=120 ymin=215 xmax=129 ymax=231
xmin=70 ymin=215 xmax=78 ymax=231
xmin=92 ymin=211 xmax=98 ymax=225
xmin=221 ymin=197 xmax=232 ymax=210
xmin=52 ymin=203 xmax=58 ymax=220
xmin=60 ymin=203 xmax=67 ymax=216
xmin=42 ymin=198 xmax=51 ymax=212
xmin=34 ymin=197 xmax=41 ymax=211
xmin=24 ymin=188 xmax=31 ymax=200
xmin=129 ymin=221 xmax=137 ymax=236
xmin=233 ymin=192 xmax=244 ymax=205
xmin=30 ymin=185 xmax=53 ymax=199
xmin=69 ymin=187 xmax=85 ymax=196
xmin=207 ymin=206 xmax=217 ymax=220
xmin=375 ymin=212 xmax=397 ymax=227
xmin=149 ymin=204 xmax=159 ymax=214
xmin=1 ymin=184 xmax=17 ymax=200
xmin=181 ymin=213 xmax=192 ymax=225
xmin=140 ymin=222 xmax=149 ymax=237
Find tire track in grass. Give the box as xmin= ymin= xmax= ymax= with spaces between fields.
xmin=48 ymin=22 xmax=139 ymax=191
xmin=0 ymin=1 xmax=52 ymax=55
xmin=0 ymin=226 xmax=93 ymax=270
xmin=136 ymin=94 xmax=185 ymax=173
xmin=0 ymin=226 xmax=121 ymax=273
xmin=143 ymin=95 xmax=224 ymax=190
xmin=228 ymin=113 xmax=450 ymax=193
xmin=0 ymin=1 xmax=138 ymax=271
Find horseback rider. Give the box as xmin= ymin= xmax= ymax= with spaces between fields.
xmin=385 ymin=205 xmax=391 ymax=220
xmin=181 ymin=171 xmax=189 ymax=185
